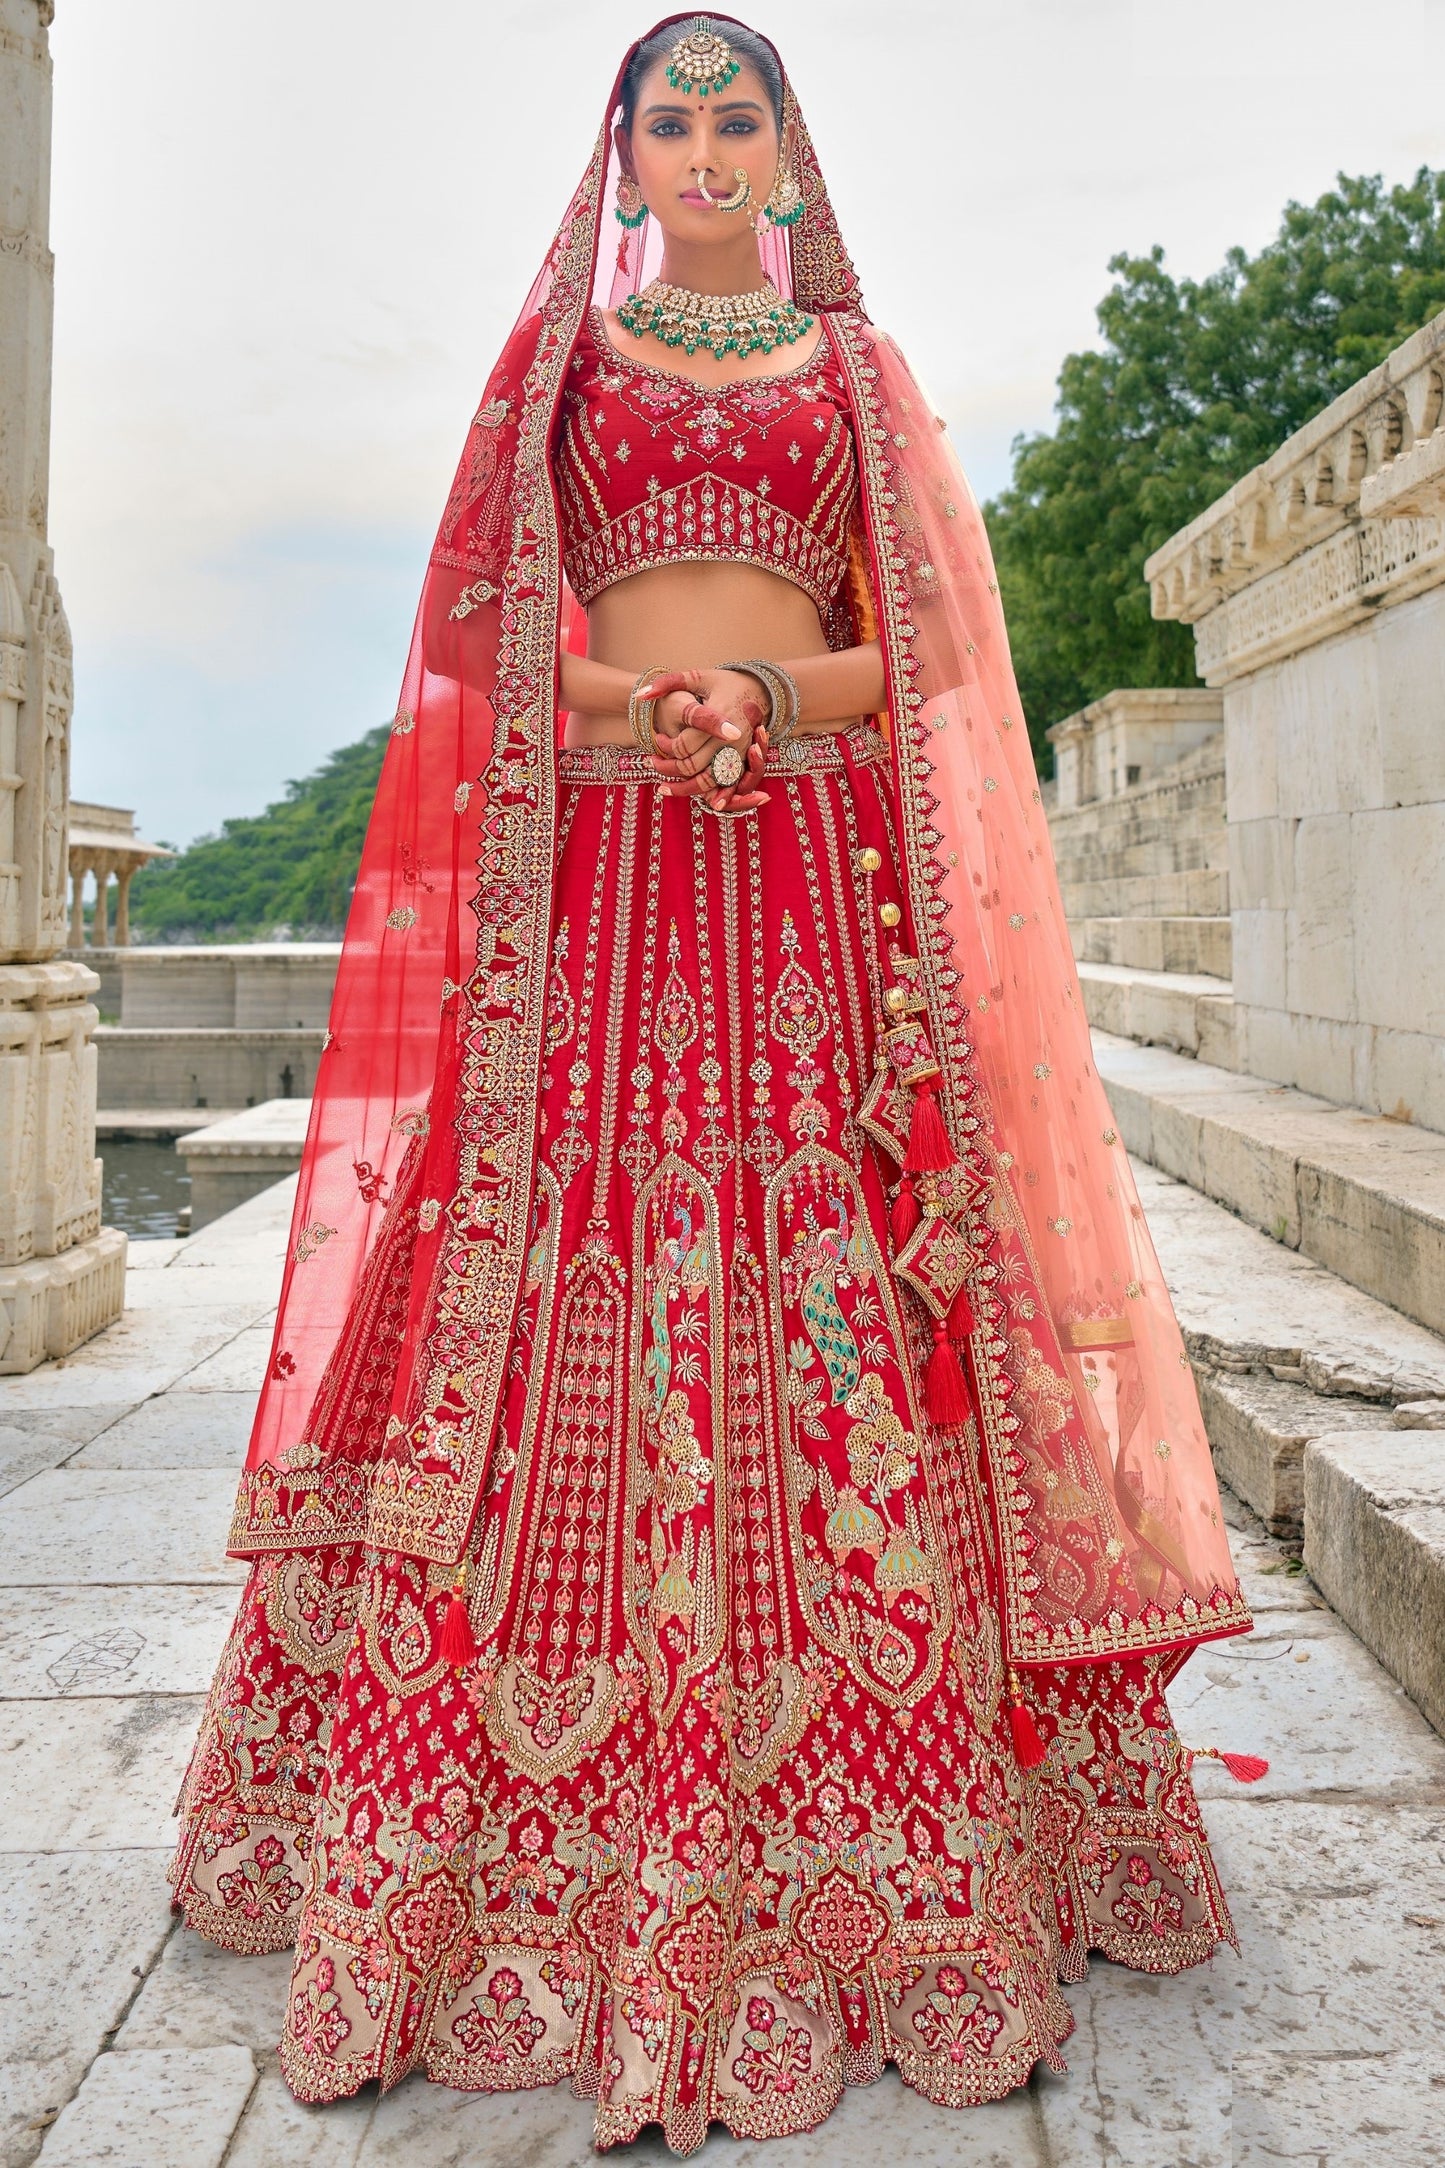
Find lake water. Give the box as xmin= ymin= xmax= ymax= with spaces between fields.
xmin=100 ymin=1137 xmax=191 ymax=1239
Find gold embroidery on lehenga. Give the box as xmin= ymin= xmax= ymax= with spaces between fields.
xmin=805 ymin=770 xmax=873 ymax=1161
xmin=768 ymin=908 xmax=831 ymax=1144
xmin=549 ymin=793 xmax=614 ymax=1188
xmin=618 ymin=789 xmax=666 ymax=1188
xmin=469 ymin=1166 xmax=562 ymax=1647
xmin=588 ymin=786 xmax=639 ymax=1221
xmin=486 ymin=1656 xmax=619 ymax=1784
xmin=626 ymin=1158 xmax=727 ymax=1726
xmin=653 ymin=922 xmax=700 ymax=1155
xmin=741 ymin=814 xmax=785 ymax=1179
xmin=514 ymin=1241 xmax=628 ymax=1686
xmin=765 ymin=1147 xmax=950 ymax=1709
xmin=688 ymin=809 xmax=738 ymax=1187
xmin=783 ymin=789 xmax=858 ymax=1125
xmin=543 ymin=918 xmax=576 ymax=1067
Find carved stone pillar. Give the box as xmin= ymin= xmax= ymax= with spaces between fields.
xmin=114 ymin=862 xmax=133 ymax=947
xmin=0 ymin=0 xmax=125 ymax=1371
xmin=67 ymin=859 xmax=86 ymax=946
xmin=91 ymin=854 xmax=111 ymax=948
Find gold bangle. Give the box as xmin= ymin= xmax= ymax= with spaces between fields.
xmin=717 ymin=658 xmax=801 ymax=752
xmin=628 ymin=665 xmax=671 ymax=757
xmin=763 ymin=661 xmax=802 ymax=748
xmin=714 ymin=659 xmax=778 ymax=741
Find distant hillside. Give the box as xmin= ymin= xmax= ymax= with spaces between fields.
xmin=129 ymin=725 xmax=388 ymax=941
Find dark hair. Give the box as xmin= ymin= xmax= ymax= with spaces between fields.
xmin=619 ymin=16 xmax=784 ymax=133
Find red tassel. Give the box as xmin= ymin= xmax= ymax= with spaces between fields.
xmin=1009 ymin=1698 xmax=1047 ymax=1770
xmin=925 ymin=1320 xmax=970 ymax=1427
xmin=947 ymin=1283 xmax=975 ymax=1339
xmin=439 ymin=1573 xmax=476 ymax=1669
xmin=904 ymin=1075 xmax=956 ymax=1173
xmin=1006 ymin=1669 xmax=1047 ymax=1769
xmin=1195 ymin=1747 xmax=1269 ymax=1784
xmin=890 ymin=1178 xmax=920 ymax=1249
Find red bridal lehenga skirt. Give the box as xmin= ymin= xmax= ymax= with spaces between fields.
xmin=171 ymin=722 xmax=1236 ymax=2152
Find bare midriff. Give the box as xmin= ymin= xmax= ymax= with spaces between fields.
xmin=563 ymin=561 xmax=854 ymax=747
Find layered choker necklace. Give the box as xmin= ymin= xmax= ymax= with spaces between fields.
xmin=614 ymin=278 xmax=817 ymax=362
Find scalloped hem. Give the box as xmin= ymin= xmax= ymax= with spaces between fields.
xmin=177 ymin=1890 xmax=1235 ymax=2156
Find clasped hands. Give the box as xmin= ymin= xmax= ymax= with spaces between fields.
xmin=638 ymin=666 xmax=773 ymax=814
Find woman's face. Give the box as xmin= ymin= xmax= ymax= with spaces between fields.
xmin=619 ymin=56 xmax=780 ymax=245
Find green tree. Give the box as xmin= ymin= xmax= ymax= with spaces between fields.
xmin=989 ymin=167 xmax=1445 ymax=769
xmin=129 ymin=724 xmax=389 ymax=940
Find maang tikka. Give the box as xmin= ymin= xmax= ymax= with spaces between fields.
xmin=666 ymin=17 xmax=741 ymax=97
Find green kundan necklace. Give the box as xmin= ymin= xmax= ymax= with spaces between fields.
xmin=614 ymin=278 xmax=816 ymax=362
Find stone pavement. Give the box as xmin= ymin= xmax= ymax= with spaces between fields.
xmin=3 ymin=1178 xmax=1445 ymax=2167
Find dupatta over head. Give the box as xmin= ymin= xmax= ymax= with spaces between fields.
xmin=230 ymin=15 xmax=1251 ymax=1680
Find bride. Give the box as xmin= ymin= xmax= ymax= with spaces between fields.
xmin=170 ymin=14 xmax=1259 ymax=2152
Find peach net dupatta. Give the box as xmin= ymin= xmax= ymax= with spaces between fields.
xmin=828 ymin=321 xmax=1249 ymax=1671
xmin=227 ymin=13 xmax=1250 ymax=1686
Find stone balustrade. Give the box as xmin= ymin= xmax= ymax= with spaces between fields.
xmin=1144 ymin=308 xmax=1445 ymax=685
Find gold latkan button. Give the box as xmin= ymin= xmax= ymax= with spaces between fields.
xmin=858 ymin=847 xmax=883 ymax=873
xmin=879 ymin=901 xmax=901 ymax=927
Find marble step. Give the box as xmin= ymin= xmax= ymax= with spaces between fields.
xmin=1050 ymin=831 xmax=1228 ymax=884
xmin=1071 ymin=914 xmax=1232 ymax=978
xmin=1094 ymin=1030 xmax=1445 ymax=1340
xmin=96 ymin=1109 xmax=241 ymax=1140
xmin=174 ymin=1099 xmax=311 ymax=1232
xmin=1077 ymin=962 xmax=1237 ymax=1062
xmin=1145 ymin=1154 xmax=1443 ymax=1531
xmin=1048 ymin=739 xmax=1225 ymax=831
xmin=1139 ymin=1158 xmax=1445 ymax=1739
xmin=1304 ymin=1432 xmax=1445 ymax=1741
xmin=1047 ymin=774 xmax=1225 ymax=868
xmin=1058 ymin=867 xmax=1231 ymax=919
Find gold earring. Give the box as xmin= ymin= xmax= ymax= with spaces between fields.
xmin=762 ymin=159 xmax=803 ymax=229
xmin=614 ymin=173 xmax=646 ymax=229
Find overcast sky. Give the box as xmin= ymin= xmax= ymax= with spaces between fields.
xmin=47 ymin=0 xmax=1444 ymax=847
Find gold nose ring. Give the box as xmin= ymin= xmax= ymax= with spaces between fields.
xmin=695 ymin=166 xmax=753 ymax=213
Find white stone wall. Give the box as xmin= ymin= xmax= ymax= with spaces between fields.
xmin=94 ymin=1026 xmax=325 ymax=1112
xmin=1147 ymin=306 xmax=1445 ymax=1133
xmin=112 ymin=945 xmax=341 ymax=1030
xmin=1225 ymin=580 xmax=1445 ymax=1125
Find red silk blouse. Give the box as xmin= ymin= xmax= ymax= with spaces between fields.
xmin=556 ymin=307 xmax=860 ymax=616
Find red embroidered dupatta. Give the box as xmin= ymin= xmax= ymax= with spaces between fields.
xmin=229 ymin=17 xmax=1251 ymax=1680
